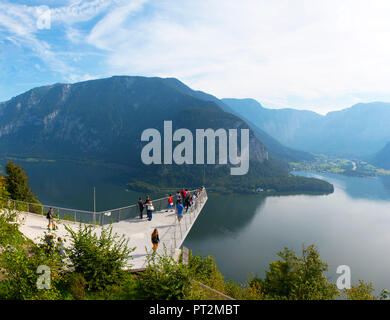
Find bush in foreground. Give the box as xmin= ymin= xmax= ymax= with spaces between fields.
xmin=65 ymin=224 xmax=134 ymax=291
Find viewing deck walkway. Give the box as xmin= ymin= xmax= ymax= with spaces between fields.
xmin=15 ymin=189 xmax=208 ymax=269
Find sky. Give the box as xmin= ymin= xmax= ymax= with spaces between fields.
xmin=1 ymin=0 xmax=390 ymax=114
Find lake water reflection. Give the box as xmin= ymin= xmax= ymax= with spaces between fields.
xmin=185 ymin=171 xmax=390 ymax=292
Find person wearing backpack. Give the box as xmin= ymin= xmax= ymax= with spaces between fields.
xmin=47 ymin=207 xmax=55 ymax=230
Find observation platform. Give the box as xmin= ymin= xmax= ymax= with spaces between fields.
xmin=15 ymin=189 xmax=208 ymax=269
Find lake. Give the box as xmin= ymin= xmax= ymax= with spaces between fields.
xmin=10 ymin=160 xmax=390 ymax=292
xmin=185 ymin=171 xmax=390 ymax=292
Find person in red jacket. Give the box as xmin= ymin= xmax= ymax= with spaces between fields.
xmin=181 ymin=188 xmax=186 ymax=199
xmin=166 ymin=193 xmax=174 ymax=212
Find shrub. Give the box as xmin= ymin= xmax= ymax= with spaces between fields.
xmin=0 ymin=173 xmax=10 ymax=207
xmin=186 ymin=253 xmax=263 ymax=300
xmin=342 ymin=280 xmax=377 ymax=300
xmin=65 ymin=224 xmax=134 ymax=291
xmin=0 ymin=245 xmax=63 ymax=300
xmin=137 ymin=253 xmax=192 ymax=300
xmin=65 ymin=272 xmax=87 ymax=300
xmin=0 ymin=210 xmax=26 ymax=247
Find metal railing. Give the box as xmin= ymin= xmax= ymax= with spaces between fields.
xmin=156 ymin=188 xmax=208 ymax=258
xmin=7 ymin=199 xmax=99 ymax=224
xmin=98 ymin=189 xmax=201 ymax=225
xmin=4 ymin=188 xmax=206 ymax=227
xmin=191 ymin=280 xmax=236 ymax=300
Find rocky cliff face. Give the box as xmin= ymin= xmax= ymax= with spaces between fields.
xmin=0 ymin=76 xmax=268 ymax=165
xmin=0 ymin=76 xmax=335 ymax=194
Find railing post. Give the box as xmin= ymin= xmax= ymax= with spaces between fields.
xmin=179 ymin=218 xmax=183 ymax=239
xmin=173 ymin=216 xmax=177 ymax=251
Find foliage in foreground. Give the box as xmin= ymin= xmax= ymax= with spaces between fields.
xmin=342 ymin=280 xmax=377 ymax=300
xmin=65 ymin=224 xmax=135 ymax=291
xmin=137 ymin=253 xmax=193 ymax=300
xmin=250 ymin=245 xmax=340 ymax=300
xmin=0 ymin=209 xmax=387 ymax=301
xmin=0 ymin=172 xmax=10 ymax=207
xmin=0 ymin=211 xmax=63 ymax=300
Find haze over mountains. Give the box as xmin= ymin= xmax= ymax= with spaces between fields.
xmin=222 ymin=99 xmax=390 ymax=158
xmin=0 ymin=76 xmax=333 ymax=194
xmin=373 ymin=142 xmax=390 ymax=170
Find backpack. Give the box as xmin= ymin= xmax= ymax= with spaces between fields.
xmin=46 ymin=210 xmax=52 ymax=219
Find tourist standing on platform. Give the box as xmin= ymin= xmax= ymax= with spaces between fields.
xmin=181 ymin=188 xmax=186 ymax=199
xmin=138 ymin=197 xmax=144 ymax=219
xmin=46 ymin=207 xmax=55 ymax=230
xmin=151 ymin=228 xmax=160 ymax=252
xmin=166 ymin=193 xmax=174 ymax=212
xmin=176 ymin=200 xmax=184 ymax=222
xmin=175 ymin=191 xmax=181 ymax=214
xmin=146 ymin=200 xmax=154 ymax=221
xmin=192 ymin=192 xmax=197 ymax=204
xmin=185 ymin=191 xmax=192 ymax=212
xmin=57 ymin=237 xmax=66 ymax=259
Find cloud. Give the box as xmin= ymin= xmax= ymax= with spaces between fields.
xmin=86 ymin=0 xmax=148 ymax=51
xmin=85 ymin=0 xmax=390 ymax=112
xmin=0 ymin=0 xmax=123 ymax=80
xmin=2 ymin=0 xmax=390 ymax=112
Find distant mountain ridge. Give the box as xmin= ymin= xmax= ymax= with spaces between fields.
xmin=158 ymin=81 xmax=314 ymax=163
xmin=0 ymin=76 xmax=333 ymax=194
xmin=372 ymin=142 xmax=390 ymax=169
xmin=222 ymin=99 xmax=390 ymax=157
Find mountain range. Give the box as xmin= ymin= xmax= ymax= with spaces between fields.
xmin=222 ymin=99 xmax=390 ymax=158
xmin=372 ymin=142 xmax=390 ymax=170
xmin=0 ymin=76 xmax=333 ymax=194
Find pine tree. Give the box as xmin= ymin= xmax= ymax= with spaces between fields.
xmin=4 ymin=161 xmax=38 ymax=203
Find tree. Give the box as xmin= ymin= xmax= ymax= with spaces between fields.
xmin=4 ymin=161 xmax=38 ymax=203
xmin=0 ymin=171 xmax=10 ymax=207
xmin=343 ymin=280 xmax=377 ymax=300
xmin=137 ymin=253 xmax=193 ymax=300
xmin=251 ymin=245 xmax=339 ymax=300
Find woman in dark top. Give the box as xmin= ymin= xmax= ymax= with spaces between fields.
xmin=151 ymin=228 xmax=160 ymax=252
xmin=137 ymin=197 xmax=144 ymax=219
